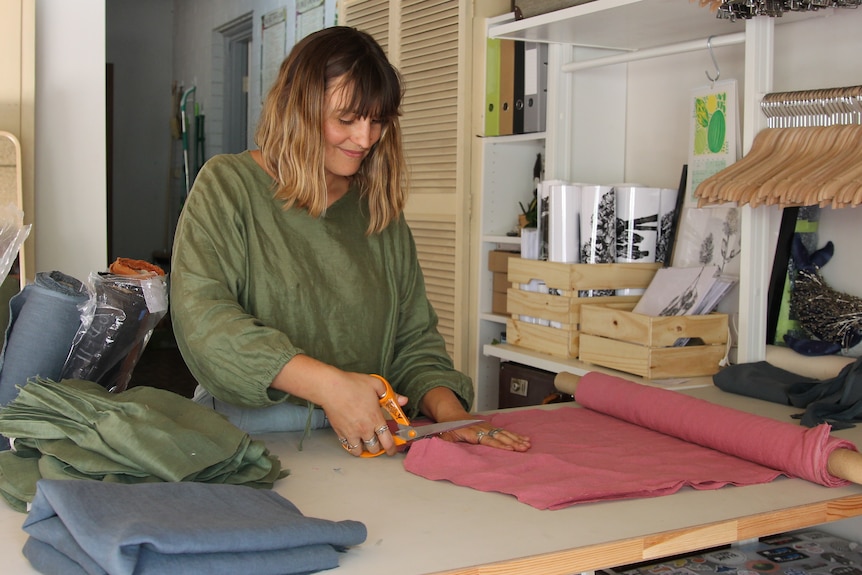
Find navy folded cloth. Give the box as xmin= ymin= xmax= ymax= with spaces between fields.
xmin=714 ymin=356 xmax=862 ymax=428
xmin=23 ymin=479 xmax=367 ymax=575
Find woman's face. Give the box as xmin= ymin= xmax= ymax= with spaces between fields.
xmin=322 ymin=77 xmax=383 ymax=180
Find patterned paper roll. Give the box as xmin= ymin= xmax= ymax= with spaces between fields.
xmin=578 ymin=184 xmax=616 ymax=297
xmin=615 ymin=185 xmax=661 ymax=295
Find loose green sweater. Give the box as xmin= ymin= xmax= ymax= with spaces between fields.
xmin=170 ymin=152 xmax=473 ymax=418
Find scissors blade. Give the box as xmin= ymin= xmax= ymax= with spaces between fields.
xmin=396 ymin=419 xmax=483 ymax=442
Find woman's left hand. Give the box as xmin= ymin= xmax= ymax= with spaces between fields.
xmin=439 ymin=422 xmax=531 ymax=452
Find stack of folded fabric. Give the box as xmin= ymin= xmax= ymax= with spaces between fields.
xmin=0 ymin=379 xmax=286 ymax=511
xmin=23 ymin=479 xmax=367 ymax=575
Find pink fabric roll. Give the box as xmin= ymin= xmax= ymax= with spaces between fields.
xmin=575 ymin=372 xmax=856 ymax=488
xmin=403 ymin=373 xmax=857 ymax=510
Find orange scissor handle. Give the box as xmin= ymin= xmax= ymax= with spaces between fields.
xmin=360 ymin=374 xmax=412 ymax=457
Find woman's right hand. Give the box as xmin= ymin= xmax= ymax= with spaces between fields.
xmin=271 ymin=355 xmax=407 ymax=456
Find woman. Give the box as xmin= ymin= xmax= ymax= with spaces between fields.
xmin=170 ymin=26 xmax=530 ymax=457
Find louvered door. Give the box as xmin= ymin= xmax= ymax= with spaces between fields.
xmin=341 ymin=0 xmax=471 ymax=368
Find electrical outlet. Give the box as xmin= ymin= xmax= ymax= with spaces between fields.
xmin=509 ymin=378 xmax=528 ymax=397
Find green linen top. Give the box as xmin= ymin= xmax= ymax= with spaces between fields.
xmin=170 ymin=151 xmax=473 ymax=418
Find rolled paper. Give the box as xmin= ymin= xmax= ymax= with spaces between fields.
xmin=568 ymin=371 xmax=859 ymax=487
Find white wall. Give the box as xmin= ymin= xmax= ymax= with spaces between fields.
xmin=35 ymin=0 xmax=107 ymax=282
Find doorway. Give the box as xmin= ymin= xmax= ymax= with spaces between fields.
xmin=218 ymin=14 xmax=253 ymax=154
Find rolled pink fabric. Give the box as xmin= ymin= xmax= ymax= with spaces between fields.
xmin=575 ymin=372 xmax=856 ymax=487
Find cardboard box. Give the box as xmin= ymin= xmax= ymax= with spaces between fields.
xmin=578 ymin=302 xmax=728 ymax=379
xmin=492 ymin=291 xmax=508 ymax=316
xmin=488 ymin=250 xmax=520 ymax=273
xmin=492 ymin=271 xmax=509 ymax=294
xmin=505 ymin=259 xmax=661 ymax=358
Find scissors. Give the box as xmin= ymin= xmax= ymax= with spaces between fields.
xmin=360 ymin=374 xmax=482 ymax=458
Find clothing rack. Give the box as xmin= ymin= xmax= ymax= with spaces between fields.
xmin=695 ymin=85 xmax=862 ymax=208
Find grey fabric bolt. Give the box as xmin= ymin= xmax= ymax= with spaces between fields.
xmin=0 ymin=271 xmax=88 ymax=407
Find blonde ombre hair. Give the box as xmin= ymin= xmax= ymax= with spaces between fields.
xmin=255 ymin=27 xmax=407 ymax=234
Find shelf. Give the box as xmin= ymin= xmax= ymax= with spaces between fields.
xmin=478 ymin=132 xmax=547 ymax=143
xmin=483 ymin=234 xmax=520 ymax=245
xmin=480 ymin=312 xmax=509 ymax=324
xmin=483 ymin=343 xmax=713 ymax=391
xmin=489 ymin=0 xmax=825 ymax=50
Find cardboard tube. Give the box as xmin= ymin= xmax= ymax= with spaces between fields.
xmin=553 ymin=371 xmax=861 ymax=486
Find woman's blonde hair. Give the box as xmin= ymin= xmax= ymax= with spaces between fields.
xmin=255 ymin=26 xmax=407 ymax=234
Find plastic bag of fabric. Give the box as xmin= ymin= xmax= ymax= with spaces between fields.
xmin=60 ymin=260 xmax=168 ymax=393
xmin=0 ymin=202 xmax=31 ymax=285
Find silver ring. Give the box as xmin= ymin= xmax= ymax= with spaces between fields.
xmin=339 ymin=437 xmax=348 ymax=446
xmin=488 ymin=428 xmax=503 ymax=438
xmin=375 ymin=425 xmax=390 ymax=436
xmin=363 ymin=436 xmax=379 ymax=447
xmin=342 ymin=441 xmax=360 ymax=450
xmin=476 ymin=430 xmax=487 ymax=443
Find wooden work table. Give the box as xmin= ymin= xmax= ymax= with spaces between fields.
xmin=0 ymin=385 xmax=860 ymax=574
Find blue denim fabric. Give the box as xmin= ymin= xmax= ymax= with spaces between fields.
xmin=22 ymin=480 xmax=367 ymax=575
xmin=192 ymin=385 xmax=330 ymax=434
xmin=0 ymin=271 xmax=87 ymax=406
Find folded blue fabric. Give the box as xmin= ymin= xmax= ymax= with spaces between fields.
xmin=23 ymin=479 xmax=367 ymax=575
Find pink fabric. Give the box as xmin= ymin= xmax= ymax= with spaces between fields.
xmin=575 ymin=372 xmax=857 ymax=488
xmin=403 ymin=373 xmax=857 ymax=510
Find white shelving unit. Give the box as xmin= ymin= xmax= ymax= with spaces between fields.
xmin=471 ymin=0 xmax=843 ymax=409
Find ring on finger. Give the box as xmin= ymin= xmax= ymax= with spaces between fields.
xmin=343 ymin=441 xmax=360 ymax=451
xmin=363 ymin=436 xmax=379 ymax=447
xmin=339 ymin=437 xmax=349 ymax=446
xmin=375 ymin=425 xmax=390 ymax=436
xmin=488 ymin=428 xmax=503 ymax=438
xmin=476 ymin=430 xmax=487 ymax=443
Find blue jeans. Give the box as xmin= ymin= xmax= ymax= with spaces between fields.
xmin=191 ymin=385 xmax=330 ymax=434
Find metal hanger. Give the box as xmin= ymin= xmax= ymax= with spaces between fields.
xmin=705 ymin=36 xmax=720 ymax=87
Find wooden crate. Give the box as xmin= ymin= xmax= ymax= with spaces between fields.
xmin=505 ymin=259 xmax=661 ymax=358
xmin=578 ymin=303 xmax=729 ymax=379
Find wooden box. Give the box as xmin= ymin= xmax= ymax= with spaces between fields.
xmin=505 ymin=259 xmax=661 ymax=358
xmin=578 ymin=303 xmax=729 ymax=379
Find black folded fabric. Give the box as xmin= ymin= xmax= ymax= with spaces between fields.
xmin=714 ymin=356 xmax=862 ymax=428
xmin=23 ymin=479 xmax=367 ymax=575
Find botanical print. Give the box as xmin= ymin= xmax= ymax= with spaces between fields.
xmin=686 ymin=80 xmax=738 ymax=208
xmin=673 ymin=206 xmax=741 ymax=276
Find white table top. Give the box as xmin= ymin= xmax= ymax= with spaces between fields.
xmin=1 ymin=385 xmax=861 ymax=575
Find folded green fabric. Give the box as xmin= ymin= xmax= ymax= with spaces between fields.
xmin=0 ymin=379 xmax=287 ymax=511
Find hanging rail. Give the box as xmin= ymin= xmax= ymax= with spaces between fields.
xmin=561 ymin=32 xmax=745 ymax=73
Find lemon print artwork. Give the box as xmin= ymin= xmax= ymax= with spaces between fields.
xmin=694 ymin=92 xmax=727 ymax=155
